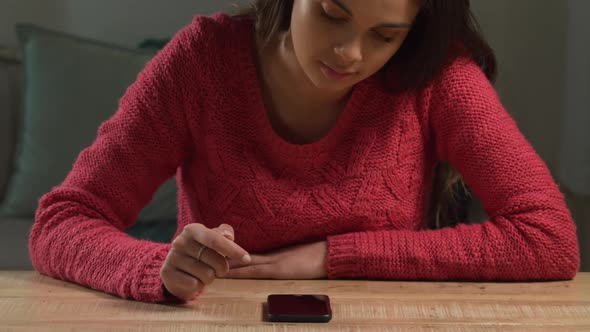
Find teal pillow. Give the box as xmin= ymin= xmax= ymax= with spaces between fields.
xmin=0 ymin=24 xmax=178 ymax=223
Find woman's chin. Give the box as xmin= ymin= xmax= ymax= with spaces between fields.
xmin=306 ymin=70 xmax=355 ymax=92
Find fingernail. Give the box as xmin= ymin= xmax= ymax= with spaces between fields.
xmin=241 ymin=254 xmax=251 ymax=264
xmin=223 ymin=230 xmax=233 ymax=238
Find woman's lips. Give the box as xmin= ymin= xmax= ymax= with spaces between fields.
xmin=320 ymin=62 xmax=357 ymax=81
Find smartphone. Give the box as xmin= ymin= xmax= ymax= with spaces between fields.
xmin=266 ymin=294 xmax=332 ymax=323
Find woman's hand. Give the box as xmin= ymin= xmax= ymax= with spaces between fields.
xmin=160 ymin=223 xmax=251 ymax=301
xmin=223 ymin=241 xmax=329 ymax=279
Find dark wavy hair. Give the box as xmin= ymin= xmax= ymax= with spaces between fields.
xmin=236 ymin=0 xmax=498 ymax=229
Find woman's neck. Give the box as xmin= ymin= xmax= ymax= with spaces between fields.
xmin=259 ymin=29 xmax=351 ymax=110
xmin=253 ymin=29 xmax=354 ymax=144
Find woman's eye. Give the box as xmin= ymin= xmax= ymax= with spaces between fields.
xmin=321 ymin=11 xmax=347 ymax=23
xmin=320 ymin=3 xmax=348 ymax=23
xmin=380 ymin=35 xmax=394 ymax=43
xmin=373 ymin=31 xmax=395 ymax=43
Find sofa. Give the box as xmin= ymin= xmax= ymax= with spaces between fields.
xmin=0 ymin=25 xmax=177 ymax=270
xmin=1 ymin=24 xmax=587 ymax=272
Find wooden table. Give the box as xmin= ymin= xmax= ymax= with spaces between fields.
xmin=1 ymin=272 xmax=589 ymax=331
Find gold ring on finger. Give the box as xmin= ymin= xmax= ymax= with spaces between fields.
xmin=197 ymin=245 xmax=208 ymax=262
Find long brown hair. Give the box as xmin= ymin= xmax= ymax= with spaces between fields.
xmin=236 ymin=0 xmax=498 ymax=229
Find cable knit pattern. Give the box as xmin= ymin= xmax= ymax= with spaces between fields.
xmin=29 ymin=13 xmax=580 ymax=303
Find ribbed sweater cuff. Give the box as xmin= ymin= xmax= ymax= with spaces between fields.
xmin=326 ymin=233 xmax=360 ymax=279
xmin=135 ymin=243 xmax=206 ymax=303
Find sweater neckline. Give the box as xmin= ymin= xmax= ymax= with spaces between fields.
xmin=234 ymin=16 xmax=371 ymax=159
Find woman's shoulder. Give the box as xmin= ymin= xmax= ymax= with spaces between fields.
xmin=149 ymin=12 xmax=253 ymax=81
xmin=411 ymin=55 xmax=502 ymax=133
xmin=186 ymin=12 xmax=252 ymax=41
xmin=172 ymin=12 xmax=253 ymax=55
xmin=433 ymin=56 xmax=492 ymax=94
xmin=415 ymin=55 xmax=499 ymax=115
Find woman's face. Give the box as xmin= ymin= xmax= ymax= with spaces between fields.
xmin=289 ymin=0 xmax=420 ymax=90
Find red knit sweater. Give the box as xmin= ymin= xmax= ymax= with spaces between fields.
xmin=29 ymin=13 xmax=580 ymax=303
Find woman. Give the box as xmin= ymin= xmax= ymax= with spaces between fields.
xmin=29 ymin=0 xmax=580 ymax=303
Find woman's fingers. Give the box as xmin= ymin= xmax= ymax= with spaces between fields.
xmin=171 ymin=250 xmax=217 ymax=285
xmin=162 ymin=223 xmax=252 ymax=301
xmin=183 ymin=223 xmax=251 ymax=264
xmin=225 ymin=263 xmax=276 ymax=279
xmin=215 ymin=223 xmax=235 ymax=241
xmin=160 ymin=264 xmax=203 ymax=301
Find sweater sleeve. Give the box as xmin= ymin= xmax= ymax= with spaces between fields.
xmin=326 ymin=58 xmax=580 ymax=282
xmin=29 ymin=19 xmax=204 ymax=302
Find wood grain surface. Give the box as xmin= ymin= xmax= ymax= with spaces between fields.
xmin=1 ymin=272 xmax=588 ymax=331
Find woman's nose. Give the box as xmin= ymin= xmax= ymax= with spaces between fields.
xmin=334 ymin=38 xmax=363 ymax=64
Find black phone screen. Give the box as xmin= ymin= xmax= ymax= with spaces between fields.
xmin=267 ymin=294 xmax=332 ymax=323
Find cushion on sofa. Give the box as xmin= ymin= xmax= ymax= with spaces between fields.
xmin=0 ymin=215 xmax=176 ymax=269
xmin=0 ymin=217 xmax=35 ymax=269
xmin=0 ymin=51 xmax=21 ymax=202
xmin=0 ymin=24 xmax=178 ymax=223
